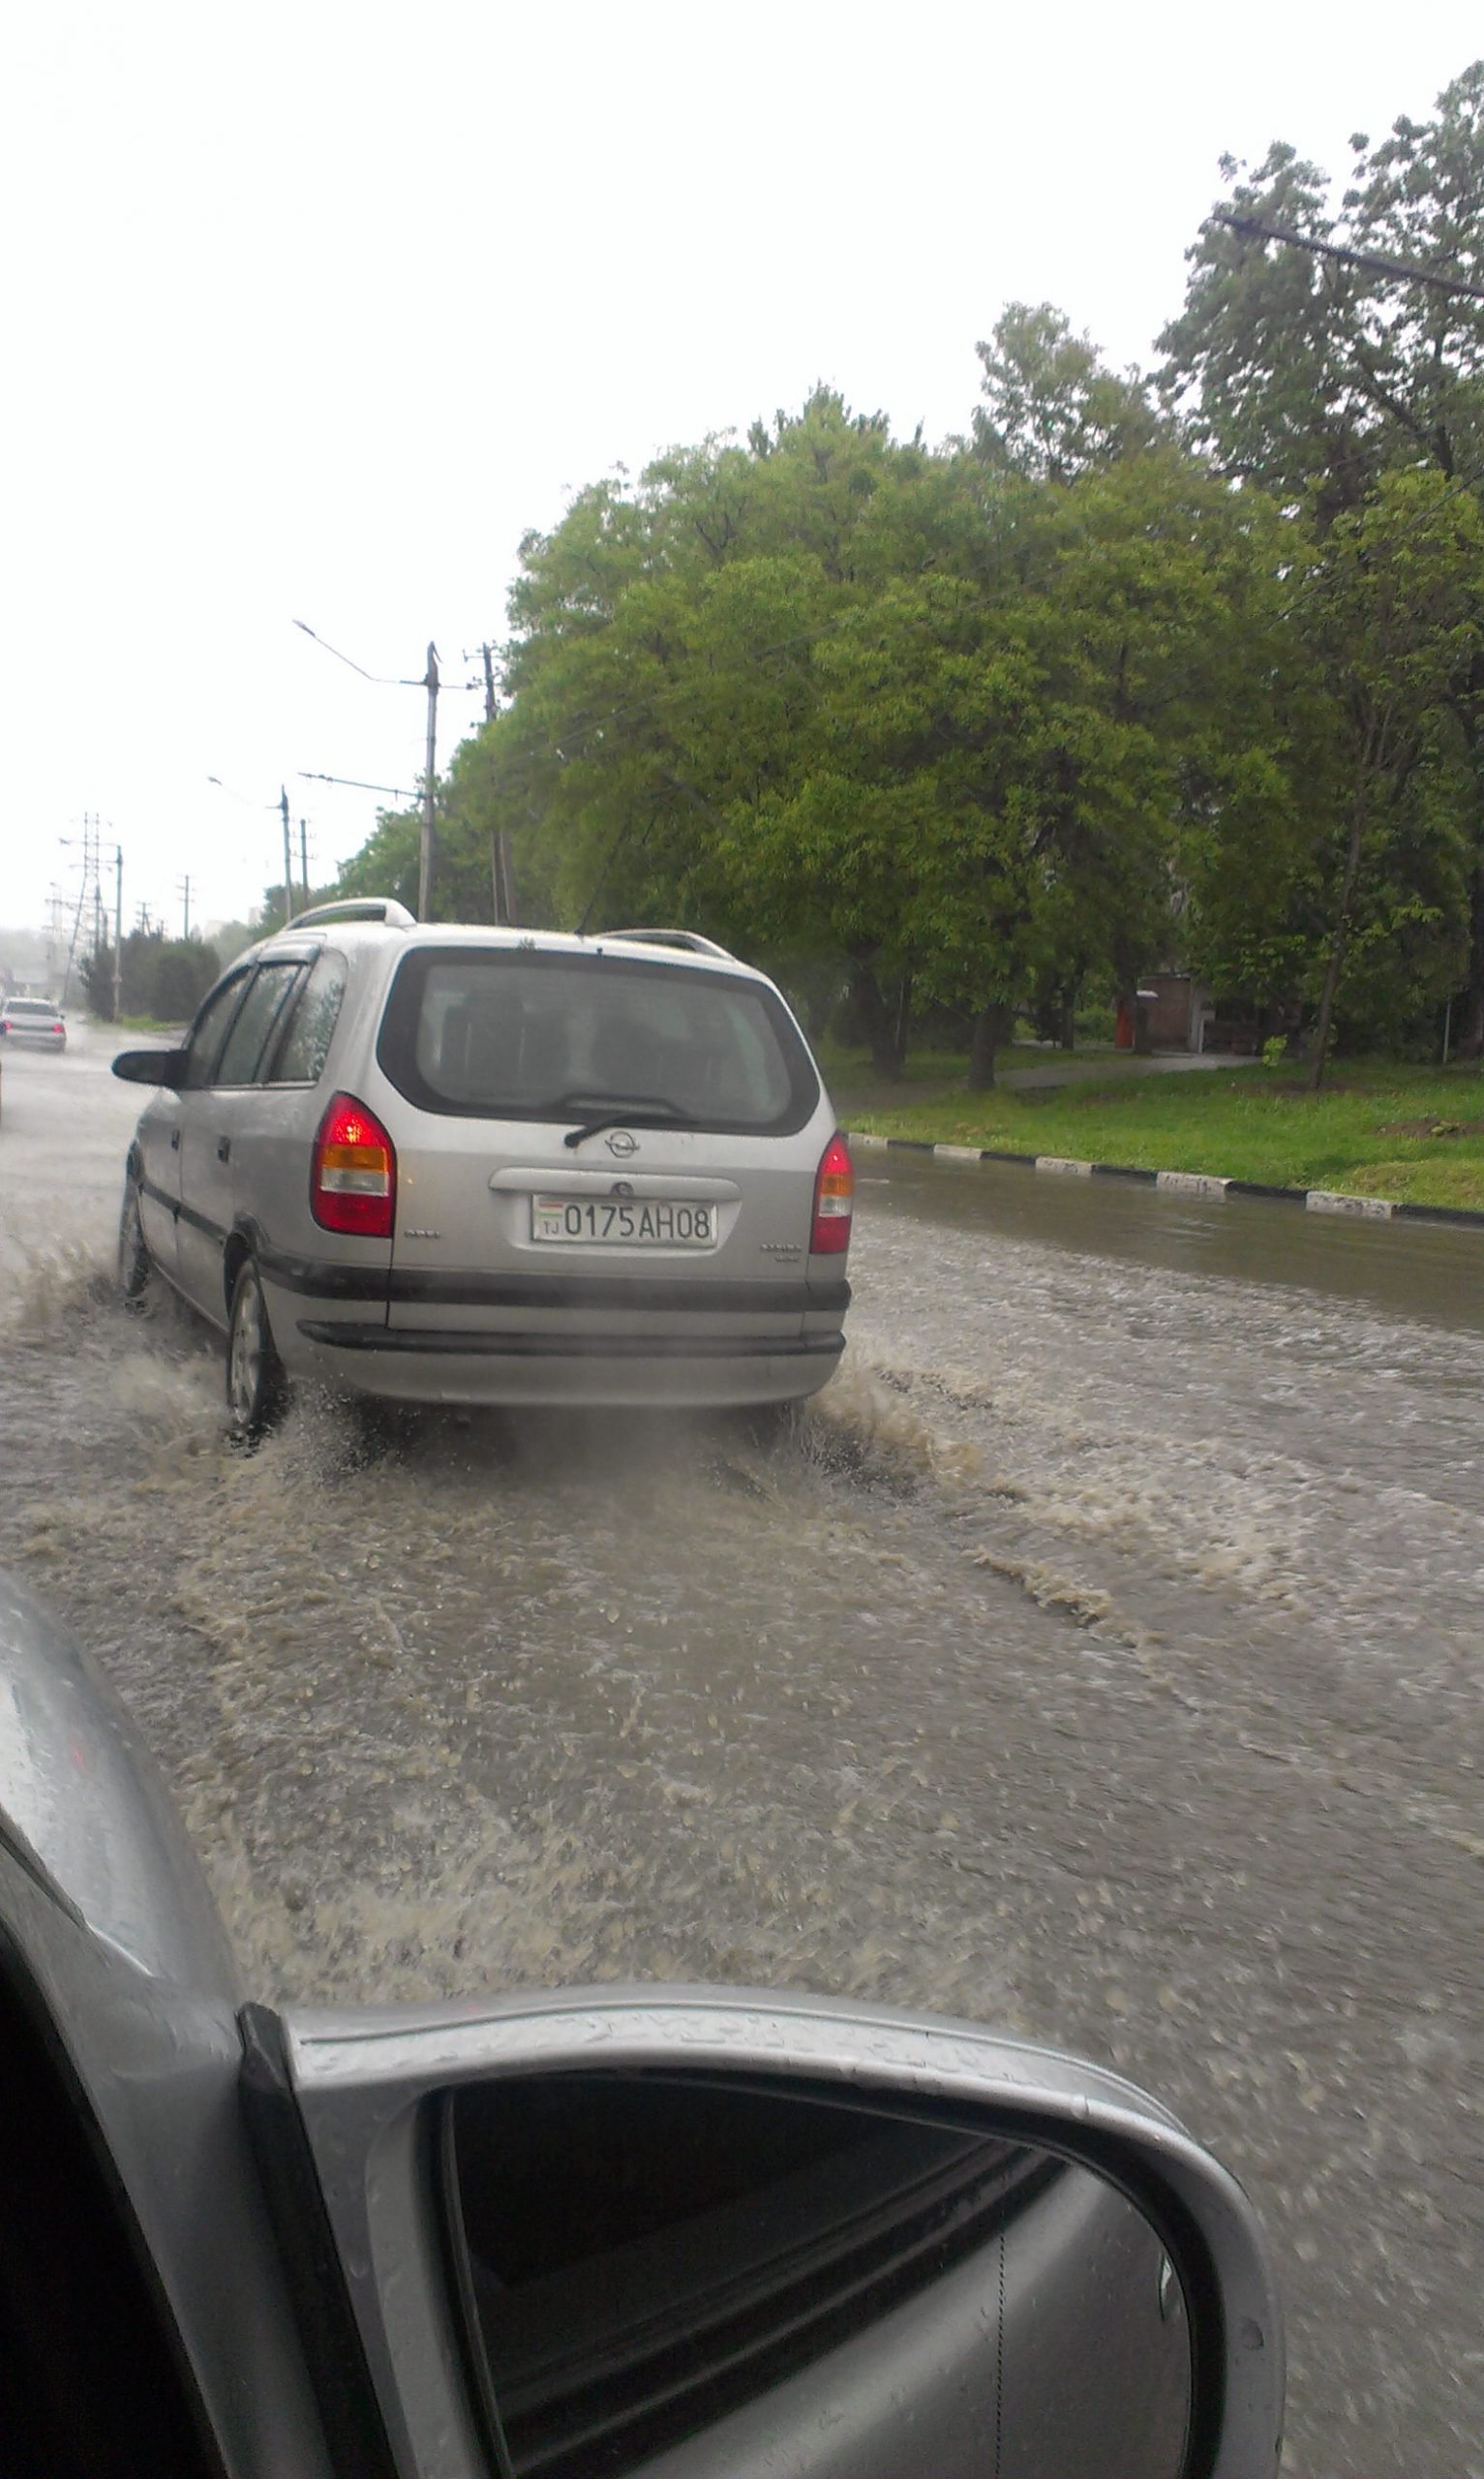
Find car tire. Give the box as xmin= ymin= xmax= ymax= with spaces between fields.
xmin=117 ymin=1179 xmax=155 ymax=1310
xmin=227 ymin=1258 xmax=288 ymax=1444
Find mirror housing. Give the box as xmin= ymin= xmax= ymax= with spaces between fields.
xmin=260 ymin=1987 xmax=1284 ymax=2479
xmin=112 ymin=1047 xmax=187 ymax=1087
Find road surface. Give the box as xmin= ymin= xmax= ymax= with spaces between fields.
xmin=1 ymin=1026 xmax=1480 ymax=2476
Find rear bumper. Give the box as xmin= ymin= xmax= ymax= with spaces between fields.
xmin=291 ymin=1321 xmax=846 ymax=1408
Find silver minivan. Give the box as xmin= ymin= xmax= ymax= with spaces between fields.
xmin=113 ymin=903 xmax=853 ymax=1434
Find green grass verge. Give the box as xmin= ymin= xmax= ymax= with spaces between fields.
xmin=834 ymin=1056 xmax=1484 ymax=1211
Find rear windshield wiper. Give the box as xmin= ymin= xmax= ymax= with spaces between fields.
xmin=551 ymin=1095 xmax=698 ymax=1148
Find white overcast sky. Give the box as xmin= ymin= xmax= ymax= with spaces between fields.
xmin=4 ymin=1 xmax=1480 ymax=944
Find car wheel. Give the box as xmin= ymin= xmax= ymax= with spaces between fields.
xmin=117 ymin=1179 xmax=155 ymax=1310
xmin=227 ymin=1258 xmax=288 ymax=1443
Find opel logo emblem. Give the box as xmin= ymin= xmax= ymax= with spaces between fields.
xmin=605 ymin=1129 xmax=639 ymax=1158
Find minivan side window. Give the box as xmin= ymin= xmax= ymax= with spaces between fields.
xmin=215 ymin=963 xmax=305 ymax=1086
xmin=268 ymin=949 xmax=347 ymax=1084
xmin=179 ymin=972 xmax=252 ymax=1090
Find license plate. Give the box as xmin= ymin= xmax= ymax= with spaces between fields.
xmin=530 ymin=1196 xmax=717 ymax=1248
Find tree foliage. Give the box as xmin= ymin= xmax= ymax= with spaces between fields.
xmin=82 ymin=933 xmax=221 ymax=1024
xmin=330 ymin=58 xmax=1484 ymax=1080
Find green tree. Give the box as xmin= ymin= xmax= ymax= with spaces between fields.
xmin=972 ymin=303 xmax=1162 ymax=482
xmin=148 ymin=940 xmax=221 ymax=1024
xmin=1161 ymin=63 xmax=1484 ymax=1048
xmin=472 ymin=391 xmax=942 ymax=1033
xmin=1297 ymin=469 xmax=1484 ymax=1085
xmin=1159 ymin=65 xmax=1484 ymax=511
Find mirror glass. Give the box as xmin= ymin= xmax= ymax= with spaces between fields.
xmin=443 ymin=2073 xmax=1191 ymax=2479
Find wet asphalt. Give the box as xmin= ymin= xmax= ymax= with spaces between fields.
xmin=1 ymin=1028 xmax=1480 ymax=2477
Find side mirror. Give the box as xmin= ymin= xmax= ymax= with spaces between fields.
xmin=254 ymin=1989 xmax=1283 ymax=2479
xmin=112 ymin=1047 xmax=187 ymax=1087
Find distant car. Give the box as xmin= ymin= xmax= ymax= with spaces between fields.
xmin=0 ymin=995 xmax=67 ymax=1050
xmin=111 ymin=902 xmax=854 ymax=1436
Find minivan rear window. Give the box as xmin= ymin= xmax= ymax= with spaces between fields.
xmin=377 ymin=948 xmax=819 ymax=1135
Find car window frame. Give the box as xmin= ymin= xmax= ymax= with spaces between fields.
xmin=213 ymin=961 xmax=309 ymax=1089
xmin=178 ymin=967 xmax=257 ymax=1091
xmin=259 ymin=945 xmax=348 ymax=1087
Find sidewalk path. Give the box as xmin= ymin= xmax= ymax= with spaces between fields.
xmin=997 ymin=1049 xmax=1262 ymax=1092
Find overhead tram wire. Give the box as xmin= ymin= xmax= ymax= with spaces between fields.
xmin=1211 ymin=211 xmax=1484 ymax=304
xmin=292 ymin=621 xmax=484 ymax=914
xmin=297 ymin=773 xmax=421 ymax=801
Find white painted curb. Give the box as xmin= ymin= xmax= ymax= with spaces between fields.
xmin=1306 ymin=1189 xmax=1396 ymax=1218
xmin=1157 ymin=1170 xmax=1231 ymax=1198
xmin=840 ymin=1131 xmax=1472 ymax=1231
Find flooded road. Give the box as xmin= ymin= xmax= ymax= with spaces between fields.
xmin=2 ymin=1031 xmax=1481 ymax=2476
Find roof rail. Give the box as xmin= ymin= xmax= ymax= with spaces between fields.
xmin=603 ymin=927 xmax=735 ymax=962
xmin=282 ymin=899 xmax=417 ymax=933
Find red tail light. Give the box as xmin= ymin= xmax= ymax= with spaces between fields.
xmin=810 ymin=1132 xmax=854 ymax=1254
xmin=312 ymin=1093 xmax=396 ymax=1238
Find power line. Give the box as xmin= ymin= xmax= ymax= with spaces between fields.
xmin=298 ymin=770 xmax=420 ymax=799
xmin=1212 ymin=210 xmax=1484 ymax=303
xmin=291 ymin=619 xmax=413 ymax=687
xmin=293 ymin=621 xmax=484 ymax=918
xmin=291 ymin=617 xmax=483 ymax=692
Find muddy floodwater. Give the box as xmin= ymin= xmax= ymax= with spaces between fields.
xmin=2 ymin=1030 xmax=1482 ymax=2477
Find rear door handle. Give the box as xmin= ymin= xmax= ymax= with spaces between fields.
xmin=216 ymin=1136 xmax=230 ymax=1163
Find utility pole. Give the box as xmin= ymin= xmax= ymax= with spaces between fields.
xmin=111 ymin=840 xmax=123 ymax=1020
xmin=473 ymin=638 xmax=517 ymax=926
xmin=60 ymin=816 xmax=100 ymax=1009
xmin=419 ymin=643 xmax=439 ymax=920
xmin=178 ymin=874 xmax=192 ymax=940
xmin=280 ymin=786 xmax=295 ymax=927
xmin=91 ymin=818 xmax=105 ymax=963
xmin=299 ymin=817 xmax=310 ymax=900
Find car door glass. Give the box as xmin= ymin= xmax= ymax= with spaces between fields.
xmin=179 ymin=973 xmax=253 ymax=1090
xmin=268 ymin=950 xmax=347 ymax=1083
xmin=215 ymin=964 xmax=303 ymax=1086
